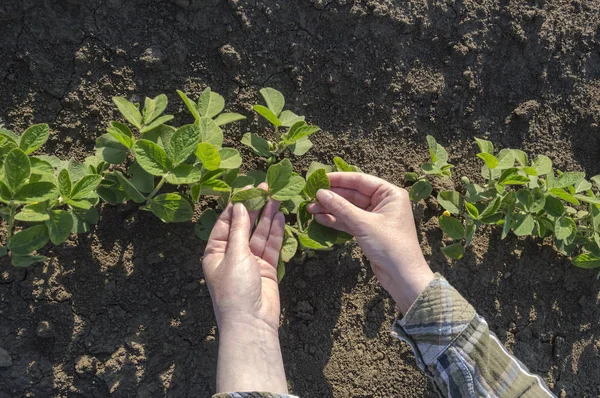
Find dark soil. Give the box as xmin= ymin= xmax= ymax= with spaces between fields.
xmin=1 ymin=0 xmax=600 ymax=397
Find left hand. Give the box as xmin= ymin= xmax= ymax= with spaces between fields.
xmin=202 ymin=188 xmax=285 ymax=332
xmin=202 ymin=186 xmax=289 ymax=394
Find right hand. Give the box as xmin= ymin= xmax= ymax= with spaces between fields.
xmin=306 ymin=172 xmax=434 ymax=313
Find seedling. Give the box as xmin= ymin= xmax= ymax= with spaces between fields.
xmin=241 ymin=88 xmax=320 ymax=165
xmin=0 ymin=124 xmax=104 ymax=266
xmin=410 ymin=135 xmax=600 ymax=270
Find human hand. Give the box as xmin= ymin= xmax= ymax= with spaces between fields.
xmin=202 ymin=187 xmax=288 ymax=393
xmin=306 ymin=172 xmax=434 ymax=313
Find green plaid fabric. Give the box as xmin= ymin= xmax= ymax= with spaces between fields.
xmin=392 ymin=274 xmax=555 ymax=397
xmin=213 ymin=274 xmax=554 ymax=398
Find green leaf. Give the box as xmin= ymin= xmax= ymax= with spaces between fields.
xmin=198 ymin=88 xmax=225 ymax=118
xmin=219 ymin=148 xmax=242 ymax=169
xmin=199 ymin=178 xmax=230 ymax=195
xmin=409 ymin=180 xmax=432 ymax=202
xmin=8 ymin=224 xmax=49 ymax=254
xmin=195 ymin=142 xmax=221 ymax=171
xmin=11 ymin=254 xmax=47 ymax=267
xmin=114 ymin=171 xmax=147 ymax=203
xmin=285 ymin=122 xmax=320 ymax=143
xmin=13 ymin=182 xmax=58 ymax=204
xmin=516 ymin=190 xmax=533 ymax=211
xmin=572 ymin=253 xmax=600 ymax=269
xmin=248 ymin=170 xmax=267 ymax=186
xmin=198 ymin=117 xmax=224 ymax=148
xmin=140 ymin=115 xmax=174 ymax=134
xmin=437 ymin=191 xmax=462 ymax=215
xmin=133 ymin=139 xmax=172 ymax=176
xmin=58 ymin=169 xmax=72 ymax=198
xmin=15 ymin=203 xmax=51 ymax=222
xmin=544 ymin=195 xmax=564 ymax=217
xmin=253 ymin=105 xmax=281 ymax=126
xmin=149 ymin=193 xmax=194 ymax=223
xmin=0 ymin=181 xmax=10 ymax=204
xmin=554 ymin=172 xmax=585 ymax=189
xmin=501 ymin=204 xmax=514 ymax=240
xmin=271 ymin=175 xmax=305 ymax=201
xmin=439 ymin=215 xmax=464 ymax=240
xmin=19 ymin=124 xmax=49 ymax=154
xmin=573 ymin=179 xmax=592 ymax=194
xmin=277 ymin=259 xmax=286 ymax=283
xmin=512 ymin=213 xmax=535 ymax=236
xmin=260 ymin=87 xmax=285 ymax=116
xmin=45 ymin=210 xmax=73 ymax=245
xmin=530 ymin=188 xmax=546 ymax=213
xmin=267 ymin=159 xmax=293 ymax=193
xmin=165 ymin=164 xmax=203 ymax=185
xmin=465 ymin=201 xmax=479 ymax=219
xmin=279 ymin=110 xmax=305 ymax=127
xmin=474 ymin=138 xmax=494 ymax=154
xmin=0 ymin=129 xmax=19 ymax=145
xmin=241 ymin=133 xmax=272 ymax=157
xmin=231 ymin=188 xmax=269 ymax=211
xmin=299 ymin=221 xmax=344 ymax=249
xmin=477 ymin=153 xmax=499 ymax=169
xmin=426 ymin=135 xmax=448 ymax=164
xmin=574 ymin=194 xmax=600 ymax=205
xmin=128 ymin=161 xmax=155 ymax=193
xmin=143 ymin=94 xmax=168 ymax=124
xmin=177 ymin=90 xmax=201 ymax=120
xmin=195 ymin=209 xmax=218 ymax=241
xmin=280 ymin=229 xmax=298 ymax=262
xmin=512 ymin=149 xmax=529 ymax=167
xmin=290 ymin=137 xmax=313 ymax=156
xmin=95 ymin=133 xmax=129 ymax=164
xmin=4 ymin=148 xmax=30 ymax=191
xmin=113 ymin=97 xmax=143 ymax=129
xmin=304 ymin=169 xmax=330 ymax=199
xmin=71 ymin=175 xmax=102 ymax=200
xmin=480 ymin=196 xmax=501 ymax=219
xmin=555 ymin=216 xmax=576 ymax=240
xmin=441 ymin=243 xmax=463 ymax=259
xmin=169 ymin=124 xmax=202 ymax=166
xmin=214 ymin=112 xmax=246 ymax=126
xmin=333 ymin=156 xmax=360 ymax=172
xmin=549 ymin=188 xmax=580 ymax=206
xmin=29 ymin=157 xmax=54 ymax=176
xmin=307 ymin=162 xmax=333 ymax=179
xmin=532 ymin=155 xmax=552 ymax=175
xmin=495 ymin=149 xmax=515 ymax=170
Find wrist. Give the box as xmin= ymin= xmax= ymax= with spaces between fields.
xmin=385 ymin=254 xmax=435 ymax=314
xmin=216 ymin=318 xmax=287 ymax=394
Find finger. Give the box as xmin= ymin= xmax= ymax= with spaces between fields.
xmin=315 ymin=189 xmax=364 ymax=222
xmin=205 ymin=204 xmax=233 ymax=253
xmin=226 ymin=203 xmax=251 ymax=254
xmin=330 ymin=187 xmax=371 ymax=208
xmin=250 ymin=198 xmax=281 ymax=258
xmin=237 ymin=184 xmax=262 ymax=234
xmin=327 ymin=172 xmax=387 ymax=196
xmin=314 ymin=213 xmax=348 ymax=232
xmin=262 ymin=212 xmax=285 ymax=267
xmin=306 ymin=201 xmax=326 ymax=214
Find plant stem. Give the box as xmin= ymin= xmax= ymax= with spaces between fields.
xmin=7 ymin=203 xmax=16 ymax=241
xmin=147 ymin=176 xmax=166 ymax=201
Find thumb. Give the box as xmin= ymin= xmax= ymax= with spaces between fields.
xmin=316 ymin=189 xmax=363 ymax=223
xmin=227 ymin=203 xmax=251 ymax=254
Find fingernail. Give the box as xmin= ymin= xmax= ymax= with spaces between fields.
xmin=316 ymin=189 xmax=333 ymax=203
xmin=233 ymin=202 xmax=245 ymax=217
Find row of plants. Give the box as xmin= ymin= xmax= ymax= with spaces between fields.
xmin=1 ymin=87 xmax=599 ymax=280
xmin=408 ymin=136 xmax=600 ymax=269
xmin=0 ymin=88 xmax=355 ymax=280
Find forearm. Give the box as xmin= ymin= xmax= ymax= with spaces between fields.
xmin=216 ymin=319 xmax=288 ymax=394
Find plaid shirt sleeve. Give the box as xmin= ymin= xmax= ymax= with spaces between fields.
xmin=392 ymin=273 xmax=555 ymax=397
xmin=212 ymin=393 xmax=298 ymax=398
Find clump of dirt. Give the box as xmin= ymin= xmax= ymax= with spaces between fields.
xmin=1 ymin=1 xmax=599 ymax=397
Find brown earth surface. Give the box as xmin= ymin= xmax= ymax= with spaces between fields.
xmin=1 ymin=0 xmax=600 ymax=397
